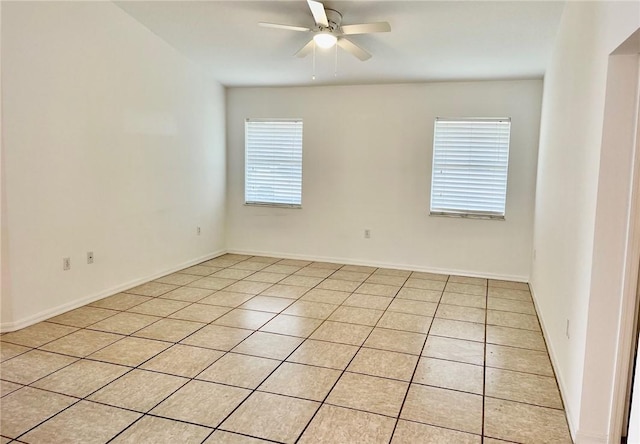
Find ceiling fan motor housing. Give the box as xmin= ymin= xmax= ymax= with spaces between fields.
xmin=323 ymin=9 xmax=343 ymax=32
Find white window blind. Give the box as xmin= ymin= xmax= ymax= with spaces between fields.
xmin=430 ymin=118 xmax=511 ymax=219
xmin=245 ymin=119 xmax=303 ymax=207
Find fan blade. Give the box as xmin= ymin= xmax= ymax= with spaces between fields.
xmin=341 ymin=22 xmax=391 ymax=35
xmin=307 ymin=0 xmax=329 ymax=27
xmin=259 ymin=22 xmax=311 ymax=32
xmin=337 ymin=37 xmax=371 ymax=61
xmin=295 ymin=40 xmax=315 ymax=58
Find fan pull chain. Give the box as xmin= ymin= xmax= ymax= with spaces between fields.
xmin=312 ymin=41 xmax=316 ymax=80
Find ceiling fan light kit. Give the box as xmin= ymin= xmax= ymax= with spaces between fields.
xmin=313 ymin=32 xmax=337 ymax=49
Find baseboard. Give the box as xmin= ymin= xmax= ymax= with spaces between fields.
xmin=529 ymin=283 xmax=578 ymax=443
xmin=227 ymin=248 xmax=529 ymax=282
xmin=574 ymin=431 xmax=609 ymax=444
xmin=0 ymin=249 xmax=226 ymax=333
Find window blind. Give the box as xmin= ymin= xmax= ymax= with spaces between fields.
xmin=430 ymin=118 xmax=511 ymax=219
xmin=245 ymin=119 xmax=303 ymax=207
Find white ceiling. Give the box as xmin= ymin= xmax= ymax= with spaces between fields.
xmin=116 ymin=1 xmax=565 ymax=87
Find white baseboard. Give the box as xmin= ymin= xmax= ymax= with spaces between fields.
xmin=529 ymin=283 xmax=577 ymax=443
xmin=575 ymin=431 xmax=609 ymax=444
xmin=0 ymin=250 xmax=226 ymax=333
xmin=227 ymin=248 xmax=529 ymax=282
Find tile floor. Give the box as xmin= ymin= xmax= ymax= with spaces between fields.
xmin=0 ymin=254 xmax=573 ymax=443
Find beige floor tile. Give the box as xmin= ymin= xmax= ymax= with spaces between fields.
xmin=188 ymin=276 xmax=237 ymax=291
xmin=89 ymin=369 xmax=187 ymax=412
xmin=155 ymin=273 xmax=201 ymax=286
xmin=127 ymin=298 xmax=190 ymax=317
xmin=401 ymin=384 xmax=483 ymax=434
xmin=484 ymin=397 xmax=572 ymax=443
xmin=213 ymin=309 xmax=276 ymax=330
xmin=279 ymin=275 xmax=324 ymax=287
xmin=126 ymin=282 xmax=178 ymax=297
xmin=449 ymin=275 xmax=487 ymax=286
xmin=365 ymin=274 xmax=408 ymax=287
xmin=341 ymin=264 xmax=377 ymax=273
xmin=88 ymin=312 xmax=161 ymax=335
xmin=444 ymin=282 xmax=486 ymax=296
xmin=308 ymin=261 xmax=342 ymax=270
xmin=159 ymin=286 xmax=213 ymax=302
xmin=89 ymin=337 xmax=170 ymax=366
xmin=430 ymin=318 xmax=485 ymax=342
xmin=299 ymin=404 xmax=395 ymax=444
xmin=0 ymin=322 xmax=78 ymax=348
xmin=198 ymin=291 xmax=254 ymax=307
xmin=1 ymin=350 xmax=77 ymax=384
xmin=205 ymin=430 xmax=271 ymax=443
xmin=286 ymin=339 xmax=359 ymax=370
xmin=486 ymin=344 xmax=554 ymax=376
xmin=206 ymin=256 xmax=245 ymax=267
xmin=485 ymin=367 xmax=563 ymax=409
xmin=240 ymin=295 xmax=294 ymax=313
xmin=435 ymin=304 xmax=486 ymax=323
xmin=422 ymin=336 xmax=484 ymax=365
xmin=374 ymin=268 xmax=412 ymax=278
xmin=348 ymin=348 xmax=418 ymax=381
xmin=488 ymin=287 xmax=532 ymax=301
xmin=355 ymin=283 xmax=400 ymax=297
xmin=404 ymin=278 xmax=446 ymax=291
xmin=488 ymin=297 xmax=536 ymax=315
xmin=295 ymin=267 xmax=336 ymax=278
xmin=152 ymin=380 xmax=250 ymax=427
xmin=377 ymin=312 xmax=433 ymax=333
xmin=413 ymin=357 xmax=483 ymax=394
xmin=0 ymin=342 xmax=31 ymax=362
xmin=89 ymin=293 xmax=152 ymax=311
xmin=259 ymin=362 xmax=341 ymax=401
xmin=48 ymin=306 xmax=118 ymax=328
xmin=225 ymin=281 xmax=273 ymax=295
xmin=260 ymin=284 xmax=309 ymax=299
xmin=231 ymin=260 xmax=270 ymax=271
xmin=487 ymin=310 xmax=540 ymax=331
xmin=392 ymin=420 xmax=481 ymax=444
xmin=1 ymin=380 xmax=23 ymax=397
xmin=396 ymin=287 xmax=442 ymax=303
xmin=440 ymin=292 xmax=486 ymax=309
xmin=310 ymin=321 xmax=373 ymax=346
xmin=213 ymin=268 xmax=256 ymax=280
xmin=132 ymin=319 xmax=205 ymax=343
xmin=246 ymin=256 xmax=280 ymax=264
xmin=283 ymin=300 xmax=338 ymax=319
xmin=387 ymin=299 xmax=438 ymax=317
xmin=111 ymin=415 xmax=212 ymax=444
xmin=197 ymin=352 xmax=280 ymax=389
xmin=140 ymin=344 xmax=224 ymax=378
xmin=259 ymin=314 xmax=323 ymax=338
xmin=168 ymin=303 xmax=231 ymax=323
xmin=300 ymin=288 xmax=351 ymax=304
xmin=331 ymin=270 xmax=371 ymax=282
xmin=244 ymin=271 xmax=288 ymax=284
xmin=364 ymin=328 xmax=426 ymax=355
xmin=180 ymin=325 xmax=252 ymax=351
xmin=0 ymin=387 xmax=77 ymax=438
xmin=488 ymin=280 xmax=530 ymax=291
xmin=221 ymin=391 xmax=319 ymax=443
xmin=40 ymin=329 xmax=123 ymax=357
xmin=262 ymin=264 xmax=304 ymax=274
xmin=21 ymin=400 xmax=140 ymax=444
xmin=486 ymin=325 xmax=546 ymax=351
xmin=410 ymin=271 xmax=449 ymax=281
xmin=483 ymin=438 xmax=518 ymax=444
xmin=181 ymin=265 xmax=220 ymax=276
xmin=328 ymin=306 xmax=384 ymax=326
xmin=32 ymin=359 xmax=130 ymax=397
xmin=327 ymin=372 xmax=408 ymax=417
xmin=317 ymin=279 xmax=360 ymax=292
xmin=343 ymin=293 xmax=393 ymax=310
xmin=233 ymin=332 xmax=303 ymax=360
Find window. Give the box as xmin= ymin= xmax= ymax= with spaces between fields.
xmin=430 ymin=118 xmax=511 ymax=219
xmin=245 ymin=119 xmax=303 ymax=207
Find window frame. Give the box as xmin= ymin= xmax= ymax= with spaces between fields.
xmin=429 ymin=117 xmax=511 ymax=220
xmin=244 ymin=118 xmax=303 ymax=209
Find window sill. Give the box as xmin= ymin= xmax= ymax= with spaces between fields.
xmin=244 ymin=202 xmax=302 ymax=209
xmin=430 ymin=211 xmax=505 ymax=221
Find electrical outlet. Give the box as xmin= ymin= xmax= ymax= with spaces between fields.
xmin=87 ymin=251 xmax=94 ymax=264
xmin=63 ymin=257 xmax=71 ymax=271
xmin=364 ymin=229 xmax=371 ymax=239
xmin=566 ymin=319 xmax=570 ymax=339
xmin=197 ymin=226 xmax=201 ymax=236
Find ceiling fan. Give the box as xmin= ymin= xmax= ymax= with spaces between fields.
xmin=259 ymin=0 xmax=391 ymax=61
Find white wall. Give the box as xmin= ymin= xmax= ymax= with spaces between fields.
xmin=226 ymin=81 xmax=542 ymax=280
xmin=531 ymin=1 xmax=640 ymax=441
xmin=1 ymin=2 xmax=227 ymax=330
